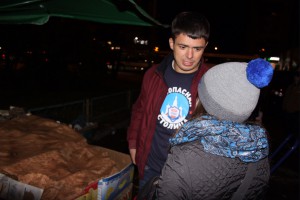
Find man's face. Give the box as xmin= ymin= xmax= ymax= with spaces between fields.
xmin=169 ymin=33 xmax=207 ymax=74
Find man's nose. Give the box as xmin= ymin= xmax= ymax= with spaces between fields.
xmin=186 ymin=48 xmax=193 ymax=58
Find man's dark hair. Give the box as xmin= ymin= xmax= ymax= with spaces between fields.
xmin=171 ymin=11 xmax=210 ymax=42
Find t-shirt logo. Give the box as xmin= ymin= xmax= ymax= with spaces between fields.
xmin=158 ymin=87 xmax=192 ymax=130
xmin=167 ymin=99 xmax=180 ymax=122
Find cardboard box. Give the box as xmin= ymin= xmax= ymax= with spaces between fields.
xmin=0 ymin=147 xmax=134 ymax=200
xmin=0 ymin=115 xmax=135 ymax=199
xmin=75 ymin=147 xmax=135 ymax=200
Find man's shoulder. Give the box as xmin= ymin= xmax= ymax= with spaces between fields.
xmin=193 ymin=62 xmax=210 ymax=81
xmin=144 ymin=62 xmax=163 ymax=77
xmin=199 ymin=62 xmax=210 ymax=73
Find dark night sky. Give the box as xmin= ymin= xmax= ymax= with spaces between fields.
xmin=0 ymin=0 xmax=298 ymax=56
xmin=0 ymin=0 xmax=260 ymax=55
xmin=146 ymin=0 xmax=252 ymax=54
xmin=139 ymin=0 xmax=299 ymax=55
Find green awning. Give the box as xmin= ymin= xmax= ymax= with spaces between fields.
xmin=0 ymin=0 xmax=167 ymax=27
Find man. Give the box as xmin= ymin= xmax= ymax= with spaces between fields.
xmin=127 ymin=11 xmax=210 ymax=189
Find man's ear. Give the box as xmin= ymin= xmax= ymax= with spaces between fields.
xmin=169 ymin=38 xmax=174 ymax=50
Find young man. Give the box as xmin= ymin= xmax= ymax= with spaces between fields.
xmin=127 ymin=11 xmax=210 ymax=189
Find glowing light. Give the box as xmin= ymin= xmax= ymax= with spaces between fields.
xmin=133 ymin=37 xmax=148 ymax=45
xmin=269 ymin=57 xmax=280 ymax=61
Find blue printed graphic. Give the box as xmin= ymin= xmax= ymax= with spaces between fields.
xmin=160 ymin=93 xmax=190 ymax=124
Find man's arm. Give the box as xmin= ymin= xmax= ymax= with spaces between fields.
xmin=127 ymin=67 xmax=153 ymax=164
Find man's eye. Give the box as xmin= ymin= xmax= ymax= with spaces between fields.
xmin=179 ymin=46 xmax=186 ymax=49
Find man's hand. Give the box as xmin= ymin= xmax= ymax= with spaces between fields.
xmin=129 ymin=149 xmax=136 ymax=165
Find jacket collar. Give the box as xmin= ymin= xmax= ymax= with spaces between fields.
xmin=156 ymin=52 xmax=174 ymax=76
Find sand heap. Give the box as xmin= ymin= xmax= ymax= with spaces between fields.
xmin=0 ymin=115 xmax=120 ymax=199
